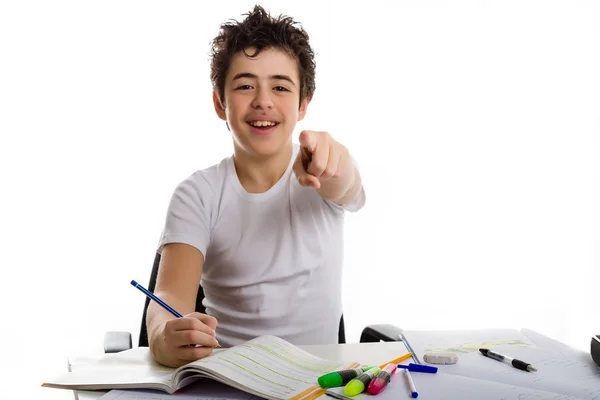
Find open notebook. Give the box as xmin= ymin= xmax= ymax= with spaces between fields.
xmin=372 ymin=328 xmax=600 ymax=400
xmin=42 ymin=335 xmax=356 ymax=400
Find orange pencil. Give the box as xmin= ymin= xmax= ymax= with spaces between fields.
xmin=379 ymin=352 xmax=413 ymax=369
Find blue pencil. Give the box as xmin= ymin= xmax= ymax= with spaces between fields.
xmin=130 ymin=280 xmax=183 ymax=318
xmin=131 ymin=280 xmax=220 ymax=348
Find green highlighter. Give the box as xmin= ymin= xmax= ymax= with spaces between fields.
xmin=343 ymin=366 xmax=381 ymax=396
xmin=318 ymin=366 xmax=375 ymax=388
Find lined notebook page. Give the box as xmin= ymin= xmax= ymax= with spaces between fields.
xmin=179 ymin=335 xmax=354 ymax=400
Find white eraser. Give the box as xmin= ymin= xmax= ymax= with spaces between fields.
xmin=423 ymin=352 xmax=459 ymax=365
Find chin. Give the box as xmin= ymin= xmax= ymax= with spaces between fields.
xmin=235 ymin=132 xmax=292 ymax=157
xmin=246 ymin=139 xmax=289 ymax=157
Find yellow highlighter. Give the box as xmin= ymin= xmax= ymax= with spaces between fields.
xmin=344 ymin=366 xmax=381 ymax=396
xmin=379 ymin=352 xmax=413 ymax=369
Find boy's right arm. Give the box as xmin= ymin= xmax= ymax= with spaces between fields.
xmin=146 ymin=242 xmax=219 ymax=367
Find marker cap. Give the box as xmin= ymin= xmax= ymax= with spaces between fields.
xmin=366 ymin=377 xmax=386 ymax=395
xmin=318 ymin=373 xmax=343 ymax=388
xmin=343 ymin=380 xmax=365 ymax=396
xmin=344 ymin=367 xmax=380 ymax=396
xmin=318 ymin=367 xmax=372 ymax=388
xmin=397 ymin=363 xmax=438 ymax=373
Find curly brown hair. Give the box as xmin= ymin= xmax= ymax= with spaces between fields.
xmin=209 ymin=5 xmax=316 ymax=108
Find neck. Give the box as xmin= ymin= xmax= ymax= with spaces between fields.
xmin=232 ymin=142 xmax=293 ymax=193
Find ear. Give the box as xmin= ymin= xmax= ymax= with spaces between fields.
xmin=213 ymin=91 xmax=226 ymax=121
xmin=297 ymin=96 xmax=310 ymax=121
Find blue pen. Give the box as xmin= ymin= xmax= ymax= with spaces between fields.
xmin=130 ymin=280 xmax=183 ymax=317
xmin=397 ymin=363 xmax=438 ymax=374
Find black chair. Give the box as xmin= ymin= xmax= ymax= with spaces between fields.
xmin=592 ymin=335 xmax=600 ymax=368
xmin=104 ymin=253 xmax=402 ymax=353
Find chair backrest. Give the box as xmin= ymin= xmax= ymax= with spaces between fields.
xmin=138 ymin=252 xmax=345 ymax=346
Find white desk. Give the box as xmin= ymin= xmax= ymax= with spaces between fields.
xmin=70 ymin=341 xmax=410 ymax=400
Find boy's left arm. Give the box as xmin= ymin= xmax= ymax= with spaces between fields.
xmin=292 ymin=130 xmax=363 ymax=205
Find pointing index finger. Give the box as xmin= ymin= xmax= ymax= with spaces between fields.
xmin=299 ymin=130 xmax=317 ymax=153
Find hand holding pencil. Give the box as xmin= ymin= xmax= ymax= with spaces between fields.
xmin=158 ymin=311 xmax=219 ymax=355
xmin=131 ymin=280 xmax=220 ymax=368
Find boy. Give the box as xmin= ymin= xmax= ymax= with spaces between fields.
xmin=147 ymin=5 xmax=366 ymax=367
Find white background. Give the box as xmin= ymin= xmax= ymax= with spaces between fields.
xmin=1 ymin=1 xmax=599 ymax=399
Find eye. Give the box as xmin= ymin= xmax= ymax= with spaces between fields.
xmin=274 ymin=86 xmax=289 ymax=92
xmin=235 ymin=85 xmax=253 ymax=90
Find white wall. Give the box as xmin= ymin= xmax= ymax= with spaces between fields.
xmin=1 ymin=1 xmax=598 ymax=399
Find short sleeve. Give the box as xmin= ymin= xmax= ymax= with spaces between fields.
xmin=325 ymin=184 xmax=366 ymax=213
xmin=325 ymin=154 xmax=366 ymax=213
xmin=157 ymin=174 xmax=212 ymax=257
xmin=341 ymin=184 xmax=366 ymax=212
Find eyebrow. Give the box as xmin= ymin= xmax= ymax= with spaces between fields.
xmin=232 ymin=72 xmax=296 ymax=86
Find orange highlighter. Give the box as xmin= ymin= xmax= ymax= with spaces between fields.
xmin=379 ymin=352 xmax=412 ymax=369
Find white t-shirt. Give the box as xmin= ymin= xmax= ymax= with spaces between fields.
xmin=157 ymin=144 xmax=366 ymax=347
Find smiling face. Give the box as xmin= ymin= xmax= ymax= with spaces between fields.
xmin=213 ymin=47 xmax=309 ymax=159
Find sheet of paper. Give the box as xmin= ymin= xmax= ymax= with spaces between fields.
xmin=521 ymin=329 xmax=592 ymax=359
xmin=400 ymin=328 xmax=600 ymax=399
xmin=325 ymin=369 xmax=587 ymax=400
xmin=43 ymin=347 xmax=176 ymax=391
xmin=100 ymin=379 xmax=265 ymax=400
xmin=400 ymin=328 xmax=537 ymax=361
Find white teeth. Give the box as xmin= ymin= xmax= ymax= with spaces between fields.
xmin=250 ymin=121 xmax=276 ymax=127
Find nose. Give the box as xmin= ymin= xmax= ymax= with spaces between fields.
xmin=251 ymin=87 xmax=274 ymax=110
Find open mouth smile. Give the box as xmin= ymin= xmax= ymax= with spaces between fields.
xmin=247 ymin=120 xmax=279 ymax=127
xmin=246 ymin=120 xmax=280 ymax=135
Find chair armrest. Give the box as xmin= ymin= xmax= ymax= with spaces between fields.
xmin=104 ymin=331 xmax=132 ymax=353
xmin=592 ymin=335 xmax=600 ymax=367
xmin=360 ymin=324 xmax=404 ymax=342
